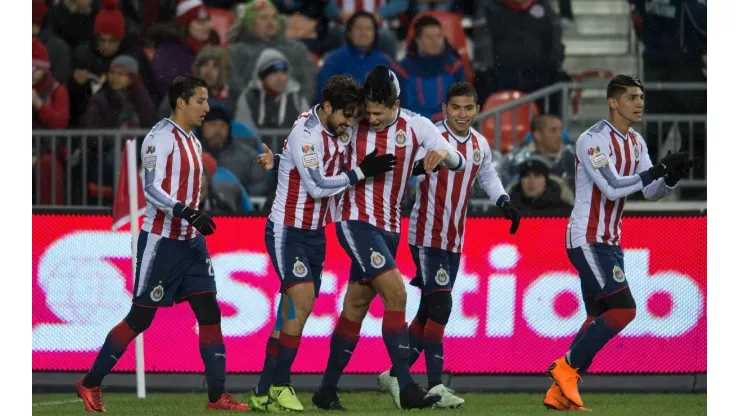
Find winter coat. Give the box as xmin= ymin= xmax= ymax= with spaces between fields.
xmin=82 ymin=82 xmax=157 ymax=130
xmin=508 ymin=177 xmax=573 ymax=214
xmin=46 ymin=2 xmax=97 ymax=51
xmin=201 ymin=130 xmax=270 ymax=198
xmin=234 ymin=49 xmax=309 ymax=131
xmin=317 ymin=45 xmax=394 ymax=103
xmin=36 ymin=29 xmax=71 ymax=84
xmin=33 ymin=73 xmax=70 ymax=130
xmin=499 ymin=141 xmax=576 ymax=191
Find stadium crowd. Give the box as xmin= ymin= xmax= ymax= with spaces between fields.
xmin=32 ymin=0 xmax=706 ymax=212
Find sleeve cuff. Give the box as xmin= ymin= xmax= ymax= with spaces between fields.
xmin=639 ymin=170 xmax=653 ymax=187
xmin=347 ymin=166 xmax=365 ymax=185
xmin=496 ymin=195 xmax=510 ymax=207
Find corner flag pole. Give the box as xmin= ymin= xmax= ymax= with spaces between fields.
xmin=126 ymin=139 xmax=147 ymax=399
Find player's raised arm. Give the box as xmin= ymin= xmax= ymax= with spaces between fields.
xmin=413 ymin=116 xmax=466 ymax=173
xmin=141 ymin=129 xmax=180 ymax=214
xmin=575 ymin=132 xmax=686 ymax=201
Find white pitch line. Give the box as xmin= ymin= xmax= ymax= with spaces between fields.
xmin=32 ymin=399 xmax=82 ymax=407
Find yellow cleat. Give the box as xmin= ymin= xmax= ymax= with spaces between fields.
xmin=269 ymin=384 xmax=304 ymax=412
xmin=248 ymin=391 xmax=285 ymax=413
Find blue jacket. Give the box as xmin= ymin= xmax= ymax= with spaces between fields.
xmin=317 ymin=45 xmax=395 ymax=103
xmin=398 ymin=50 xmax=467 ymax=120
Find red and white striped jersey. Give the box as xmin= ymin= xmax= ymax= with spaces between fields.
xmin=341 ymin=109 xmax=465 ymax=233
xmin=409 ymin=120 xmax=508 ymax=253
xmin=336 ymin=0 xmax=387 ymax=13
xmin=270 ymin=105 xmax=351 ymax=230
xmin=141 ymin=119 xmax=203 ymax=240
xmin=566 ymin=120 xmax=675 ymax=249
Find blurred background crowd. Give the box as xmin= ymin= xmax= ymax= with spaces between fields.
xmin=31 ymin=0 xmax=707 ymax=215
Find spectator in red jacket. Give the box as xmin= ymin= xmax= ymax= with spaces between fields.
xmin=33 ymin=37 xmax=70 ymax=206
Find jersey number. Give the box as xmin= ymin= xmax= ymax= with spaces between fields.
xmin=206 ymin=258 xmax=215 ymax=276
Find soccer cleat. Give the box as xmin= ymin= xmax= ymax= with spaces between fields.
xmin=76 ymin=377 xmax=106 ymax=412
xmin=548 ymin=357 xmax=584 ymax=408
xmin=377 ymin=369 xmax=402 ymax=409
xmin=544 ymin=382 xmax=572 ymax=410
xmin=427 ymin=384 xmax=465 ymax=409
xmin=399 ymin=382 xmax=442 ymax=409
xmin=248 ymin=390 xmax=284 ymax=412
xmin=312 ymin=386 xmax=347 ymax=411
xmin=206 ymin=393 xmax=250 ymax=411
xmin=269 ymin=384 xmax=304 ymax=411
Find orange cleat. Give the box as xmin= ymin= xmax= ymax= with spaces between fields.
xmin=543 ymin=382 xmax=591 ymax=412
xmin=76 ymin=377 xmax=106 ymax=413
xmin=206 ymin=393 xmax=250 ymax=411
xmin=547 ymin=357 xmax=584 ymax=408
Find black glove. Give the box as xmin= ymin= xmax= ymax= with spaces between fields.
xmin=411 ymin=158 xmax=442 ymax=176
xmin=648 ymin=147 xmax=689 ymax=181
xmin=176 ymin=205 xmax=217 ymax=236
xmin=359 ymin=149 xmax=398 ymax=178
xmin=499 ymin=200 xmax=520 ymax=234
xmin=665 ymin=156 xmax=700 ymax=186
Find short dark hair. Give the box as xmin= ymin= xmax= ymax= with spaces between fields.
xmin=445 ymin=82 xmax=477 ymax=104
xmin=168 ymin=75 xmax=208 ymax=111
xmin=530 ymin=114 xmax=558 ymax=133
xmin=321 ymin=75 xmax=365 ymax=118
xmin=606 ymin=74 xmax=643 ymax=100
xmin=413 ymin=15 xmax=441 ymax=38
xmin=364 ymin=65 xmax=398 ymax=108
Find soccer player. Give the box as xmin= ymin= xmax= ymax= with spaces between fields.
xmin=75 ymin=75 xmax=249 ymax=412
xmin=248 ymin=75 xmax=397 ymax=412
xmin=544 ymin=75 xmax=697 ymax=411
xmin=373 ymin=81 xmax=521 ymax=409
xmin=309 ymin=65 xmax=467 ymax=411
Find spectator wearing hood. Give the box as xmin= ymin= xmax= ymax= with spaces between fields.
xmin=228 ymin=0 xmax=317 ymax=103
xmin=46 ymin=0 xmax=97 ymax=52
xmin=398 ymin=15 xmax=467 ymax=120
xmin=508 ymin=156 xmax=573 ymax=214
xmin=157 ymin=46 xmax=236 ymax=118
xmin=499 ymin=114 xmax=575 ymax=190
xmin=33 ymin=0 xmax=71 ymax=85
xmin=151 ymin=0 xmax=217 ymax=101
xmin=316 ymin=11 xmax=395 ymax=103
xmin=234 ymin=49 xmax=308 ymax=131
xmin=200 ymin=106 xmax=270 ymax=197
xmin=473 ymin=0 xmax=565 ymax=107
xmin=33 ymin=38 xmax=70 ymax=206
xmin=69 ymin=0 xmax=155 ymax=127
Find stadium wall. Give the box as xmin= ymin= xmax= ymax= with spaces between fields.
xmin=31 ymin=213 xmax=707 ymax=393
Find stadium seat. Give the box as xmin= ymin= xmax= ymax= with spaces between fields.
xmin=404 ymin=11 xmax=473 ymax=83
xmin=207 ymin=7 xmax=235 ymax=45
xmin=571 ymin=70 xmax=614 ymax=116
xmin=480 ymin=90 xmax=540 ymax=153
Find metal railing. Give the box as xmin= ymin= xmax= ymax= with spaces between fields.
xmin=474 ymin=81 xmax=707 ymax=189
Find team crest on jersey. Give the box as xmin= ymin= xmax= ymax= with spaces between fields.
xmin=150 ymin=284 xmax=164 ymax=302
xmin=293 ymin=259 xmax=308 ymax=278
xmin=613 ymin=266 xmax=625 ymax=283
xmin=145 ymin=145 xmax=156 ymax=154
xmin=633 ymin=145 xmax=639 ymax=160
xmin=435 ymin=267 xmax=449 ymax=286
xmin=339 ymin=132 xmax=350 ymax=144
xmin=395 ymin=130 xmax=408 ymax=147
xmin=472 ymin=148 xmax=482 ymax=165
xmin=370 ymin=250 xmax=386 ymax=269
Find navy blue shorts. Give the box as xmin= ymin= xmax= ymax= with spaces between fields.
xmin=336 ymin=220 xmax=400 ymax=284
xmin=265 ymin=220 xmax=326 ymax=297
xmin=409 ymin=246 xmax=461 ymax=295
xmin=133 ymin=231 xmax=216 ymax=307
xmin=567 ymin=243 xmax=628 ymax=300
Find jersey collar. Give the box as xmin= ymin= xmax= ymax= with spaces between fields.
xmin=443 ymin=119 xmax=472 ymax=144
xmin=165 ymin=118 xmax=194 ymax=140
xmin=313 ymin=105 xmax=337 ymax=138
xmin=602 ymin=119 xmax=633 ymax=141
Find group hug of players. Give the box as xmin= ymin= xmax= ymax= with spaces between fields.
xmin=73 ymin=67 xmax=697 ymax=413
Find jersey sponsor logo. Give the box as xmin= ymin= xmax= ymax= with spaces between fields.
xmin=613 ymin=265 xmax=625 ymax=283
xmin=395 ymin=130 xmax=408 ymax=147
xmin=339 ymin=132 xmax=350 ymax=144
xmin=590 ymin=153 xmax=609 ymax=169
xmin=473 ymin=148 xmax=482 ymax=165
xmin=293 ymin=259 xmax=308 ymax=278
xmin=143 ymin=156 xmax=157 ymax=170
xmin=435 ymin=266 xmax=449 ymax=285
xmin=302 ymin=153 xmax=320 ymax=168
xmin=145 ymin=146 xmax=156 ymax=154
xmin=370 ymin=250 xmax=386 ymax=268
xmin=150 ymin=284 xmax=164 ymax=302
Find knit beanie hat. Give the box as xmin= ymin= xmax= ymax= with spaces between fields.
xmin=242 ymin=0 xmax=276 ymax=32
xmin=176 ymin=0 xmax=210 ymax=28
xmin=258 ymin=58 xmax=288 ymax=80
xmin=110 ymin=55 xmax=139 ymax=75
xmin=94 ymin=0 xmax=126 ymax=39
